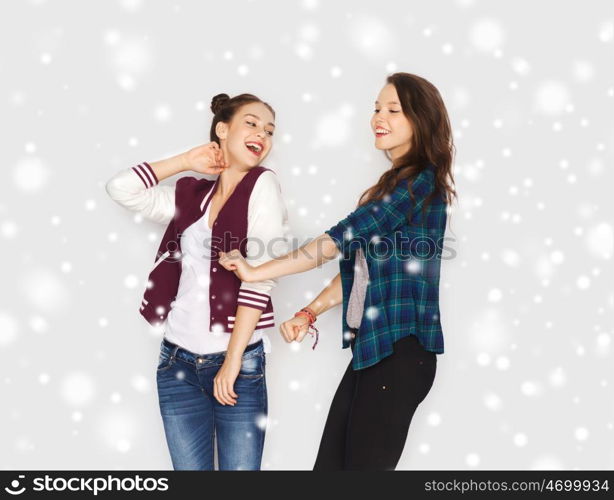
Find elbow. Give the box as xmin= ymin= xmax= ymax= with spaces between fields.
xmin=105 ymin=177 xmax=120 ymax=201
xmin=322 ymin=234 xmax=340 ymax=261
xmin=105 ymin=175 xmax=133 ymax=205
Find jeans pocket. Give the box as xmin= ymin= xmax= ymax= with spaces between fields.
xmin=157 ymin=350 xmax=175 ymax=372
xmin=237 ymin=353 xmax=264 ymax=379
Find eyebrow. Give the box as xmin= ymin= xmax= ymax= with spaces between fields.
xmin=244 ymin=113 xmax=275 ymax=128
xmin=375 ymin=101 xmax=400 ymax=105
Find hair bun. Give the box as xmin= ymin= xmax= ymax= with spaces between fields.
xmin=211 ymin=93 xmax=230 ymax=115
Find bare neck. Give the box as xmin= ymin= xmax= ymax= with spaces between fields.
xmin=217 ymin=165 xmax=249 ymax=198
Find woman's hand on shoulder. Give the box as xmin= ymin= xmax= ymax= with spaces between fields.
xmin=181 ymin=142 xmax=229 ymax=175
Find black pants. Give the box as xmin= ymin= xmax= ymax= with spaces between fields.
xmin=313 ymin=334 xmax=437 ymax=470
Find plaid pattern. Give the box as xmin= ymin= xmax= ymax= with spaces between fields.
xmin=325 ymin=164 xmax=448 ymax=370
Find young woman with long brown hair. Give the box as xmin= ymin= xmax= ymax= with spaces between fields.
xmin=218 ymin=72 xmax=457 ymax=470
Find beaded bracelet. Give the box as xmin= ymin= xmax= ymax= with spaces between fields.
xmin=294 ymin=307 xmax=319 ymax=350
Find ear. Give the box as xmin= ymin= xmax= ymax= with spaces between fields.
xmin=215 ymin=121 xmax=228 ymax=141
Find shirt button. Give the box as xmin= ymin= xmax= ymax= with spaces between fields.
xmin=212 ymin=295 xmax=216 ymax=299
xmin=212 ymin=267 xmax=217 ymax=272
xmin=197 ymin=358 xmax=203 ymax=364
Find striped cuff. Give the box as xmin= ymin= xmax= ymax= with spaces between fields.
xmin=228 ymin=311 xmax=275 ymax=329
xmin=237 ymin=288 xmax=270 ymax=311
xmin=131 ymin=161 xmax=159 ymax=188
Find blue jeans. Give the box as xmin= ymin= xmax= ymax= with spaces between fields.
xmin=156 ymin=337 xmax=267 ymax=470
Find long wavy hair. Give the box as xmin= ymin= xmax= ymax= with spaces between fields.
xmin=357 ymin=73 xmax=457 ymax=222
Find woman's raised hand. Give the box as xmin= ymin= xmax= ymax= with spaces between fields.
xmin=181 ymin=142 xmax=229 ymax=175
xmin=279 ymin=315 xmax=310 ymax=343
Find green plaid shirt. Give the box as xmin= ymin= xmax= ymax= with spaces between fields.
xmin=325 ymin=164 xmax=447 ymax=370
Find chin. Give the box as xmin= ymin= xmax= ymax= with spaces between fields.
xmin=247 ymin=151 xmax=267 ymax=165
xmin=374 ymin=139 xmax=389 ymax=150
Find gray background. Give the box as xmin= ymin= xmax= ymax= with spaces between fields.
xmin=0 ymin=0 xmax=612 ymax=470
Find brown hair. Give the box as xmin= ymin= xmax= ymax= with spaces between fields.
xmin=209 ymin=93 xmax=275 ymax=144
xmin=358 ymin=73 xmax=457 ymax=222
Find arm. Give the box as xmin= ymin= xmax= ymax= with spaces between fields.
xmin=220 ymin=232 xmax=339 ymax=282
xmin=105 ymin=154 xmax=187 ymax=225
xmin=213 ymin=305 xmax=263 ymax=406
xmin=256 ymin=233 xmax=339 ymax=281
xmin=148 ymin=154 xmax=191 ymax=181
xmin=280 ymin=273 xmax=342 ymax=343
xmin=221 ymin=167 xmax=436 ymax=282
xmin=213 ymin=171 xmax=291 ymax=405
xmin=105 ymin=144 xmax=229 ymax=224
xmin=307 ymin=272 xmax=343 ymax=316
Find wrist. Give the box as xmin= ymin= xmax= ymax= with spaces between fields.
xmin=224 ymin=350 xmax=243 ymax=362
xmin=250 ymin=264 xmax=264 ymax=282
xmin=305 ymin=303 xmax=322 ymax=317
xmin=178 ymin=152 xmax=190 ymax=172
xmin=294 ymin=307 xmax=320 ymax=350
xmin=295 ymin=307 xmax=317 ymax=324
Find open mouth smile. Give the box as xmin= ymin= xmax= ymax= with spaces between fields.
xmin=375 ymin=127 xmax=391 ymax=138
xmin=245 ymin=141 xmax=264 ymax=157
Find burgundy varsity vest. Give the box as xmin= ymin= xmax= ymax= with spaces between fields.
xmin=139 ymin=166 xmax=273 ymax=333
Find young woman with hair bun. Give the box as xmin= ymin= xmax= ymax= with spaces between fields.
xmin=106 ymin=92 xmax=290 ymax=470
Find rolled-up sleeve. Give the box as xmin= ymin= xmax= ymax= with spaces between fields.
xmin=325 ymin=167 xmax=435 ymax=255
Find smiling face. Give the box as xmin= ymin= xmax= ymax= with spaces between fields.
xmin=371 ymin=83 xmax=414 ymax=160
xmin=215 ymin=101 xmax=276 ymax=167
